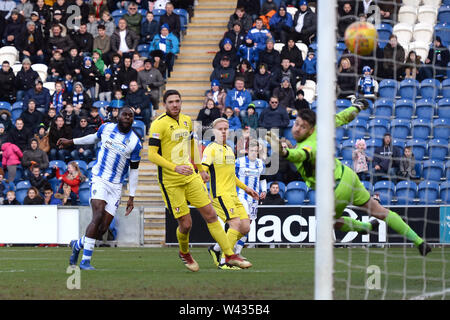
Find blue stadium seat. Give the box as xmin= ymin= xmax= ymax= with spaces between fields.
xmin=406 ymin=139 xmax=427 ymax=161
xmin=422 ymin=160 xmax=445 ymax=181
xmin=378 ymin=79 xmax=397 ymax=98
xmin=16 ymin=180 xmax=31 ymax=191
xmin=446 ymin=160 xmax=450 ymax=180
xmin=392 ymin=138 xmax=406 ymax=152
xmin=440 ymin=181 xmax=450 ymax=204
xmin=346 ymin=118 xmax=367 ymax=140
xmin=137 ymin=44 xmax=149 ymax=54
xmin=437 ymin=98 xmax=450 ymax=119
xmin=138 ymin=9 xmax=147 ymax=16
xmin=358 ymin=102 xmax=372 ymax=120
xmin=111 ymin=9 xmax=127 ymax=24
xmin=390 ymin=118 xmax=410 ymax=140
xmin=373 ymin=98 xmax=394 ymax=119
xmin=307 ymin=189 xmax=316 ymax=205
xmin=11 ymin=101 xmax=23 ymax=110
xmin=441 ymin=78 xmax=450 ymax=98
xmin=377 ymin=23 xmax=393 ymax=49
xmin=341 ymin=159 xmax=353 ymax=168
xmin=398 ymin=79 xmax=419 ymax=100
xmin=428 ymin=138 xmax=449 ymax=161
xmin=365 ymin=138 xmax=382 ymax=159
xmin=283 ymin=126 xmax=296 ymax=146
xmin=310 ymin=100 xmax=317 ymax=112
xmin=0 ymin=101 xmax=11 ymax=112
xmin=285 ymin=181 xmax=308 ymax=205
xmin=48 ymin=178 xmax=61 ymax=193
xmin=362 ymin=180 xmax=373 ymax=193
xmin=341 ymin=139 xmax=356 ymax=160
xmin=47 ymin=160 xmax=67 ymax=174
xmin=419 ymin=78 xmax=440 ymax=100
xmin=439 ymin=5 xmax=450 ymax=22
xmin=252 ymin=100 xmax=268 ymax=115
xmin=374 ymin=180 xmax=395 ymax=205
xmin=415 ymin=98 xmax=436 ymax=120
xmin=394 ymin=99 xmax=414 ymax=119
xmin=79 ymin=189 xmax=90 ymax=206
xmin=73 ymin=160 xmax=88 ymax=176
xmin=368 ymin=118 xmax=390 ymax=139
xmin=11 ymin=108 xmax=22 ymax=122
xmin=336 ymin=126 xmax=346 ymax=141
xmin=411 ymin=118 xmax=432 ymax=140
xmin=434 ymin=23 xmax=450 ymax=46
xmin=432 ymin=118 xmax=450 ymax=139
xmin=152 ymin=9 xmax=166 ymax=22
xmin=132 ymin=120 xmax=146 ymax=140
xmin=174 ymin=9 xmax=188 ymax=31
xmin=4 ymin=165 xmax=23 ymax=183
xmin=395 ymin=180 xmax=417 ymax=205
xmin=93 ymin=100 xmax=109 ymax=109
xmin=418 ymin=181 xmax=440 ymax=204
xmin=268 ymin=181 xmax=286 ymax=199
xmin=336 ymin=99 xmax=351 ymax=112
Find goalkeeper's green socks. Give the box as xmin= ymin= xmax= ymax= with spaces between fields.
xmin=385 ymin=210 xmax=424 ymax=246
xmin=339 ymin=216 xmax=372 ymax=233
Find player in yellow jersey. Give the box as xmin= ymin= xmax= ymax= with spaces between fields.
xmin=148 ymin=90 xmax=251 ymax=271
xmin=201 ymin=118 xmax=259 ymax=270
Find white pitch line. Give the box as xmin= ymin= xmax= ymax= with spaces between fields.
xmin=410 ymin=288 xmax=450 ymax=300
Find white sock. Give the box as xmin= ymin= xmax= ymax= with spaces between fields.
xmin=81 ymin=236 xmax=96 ymax=264
xmin=234 ymin=234 xmax=248 ymax=255
xmin=213 ymin=243 xmax=221 ymax=252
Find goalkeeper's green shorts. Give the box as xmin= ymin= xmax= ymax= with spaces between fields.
xmin=334 ymin=162 xmax=371 ymax=219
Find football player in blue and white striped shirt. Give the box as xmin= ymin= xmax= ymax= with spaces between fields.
xmin=57 ymin=107 xmax=142 ymax=270
xmin=235 ymin=141 xmax=267 ymax=255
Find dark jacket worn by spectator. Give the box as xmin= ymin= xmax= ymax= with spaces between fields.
xmin=210 ymin=64 xmax=236 ymax=91
xmin=227 ymin=11 xmax=253 ymax=33
xmin=20 ymin=108 xmax=44 ymax=133
xmin=17 ymin=26 xmax=45 ymax=57
xmin=0 ymin=65 xmax=16 ymax=103
xmin=16 ymin=66 xmax=39 ymax=92
xmin=110 ymin=27 xmax=139 ymax=53
xmin=21 ymin=144 xmax=49 ymax=170
xmin=280 ymin=43 xmax=304 ymax=69
xmin=237 ymin=0 xmax=261 ymax=18
xmin=23 ymin=86 xmax=51 ymax=112
xmin=7 ymin=125 xmax=32 ymax=151
xmin=261 ymin=192 xmax=285 ymax=205
xmin=258 ymin=44 xmax=281 ymax=72
xmin=49 ymin=122 xmax=72 ymax=150
xmin=71 ymin=29 xmax=94 ymax=54
xmin=158 ymin=11 xmax=181 ymax=39
xmin=258 ymin=104 xmax=290 ymax=130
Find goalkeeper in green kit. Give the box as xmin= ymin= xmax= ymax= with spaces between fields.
xmin=267 ymin=98 xmax=431 ymax=256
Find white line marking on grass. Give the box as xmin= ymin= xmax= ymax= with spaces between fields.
xmin=410 ymin=289 xmax=450 ymax=300
xmin=0 ymin=270 xmax=25 ymax=273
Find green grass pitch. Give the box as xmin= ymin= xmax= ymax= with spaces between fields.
xmin=0 ymin=246 xmax=449 ymax=300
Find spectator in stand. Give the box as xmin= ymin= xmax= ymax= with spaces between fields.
xmin=49 ymin=115 xmax=72 ymax=161
xmin=47 ymin=24 xmax=75 ymax=57
xmin=49 ymin=9 xmax=67 ymax=36
xmin=213 ymin=38 xmax=239 ymax=70
xmin=269 ymin=5 xmax=292 ymax=44
xmin=352 ymin=138 xmax=370 ymax=181
xmin=261 ymin=0 xmax=278 ymax=16
xmin=338 ymin=1 xmax=357 ymax=39
xmin=0 ymin=60 xmax=16 ymax=104
xmin=237 ymin=36 xmax=259 ymax=70
xmin=258 ymin=38 xmax=281 ymax=73
xmin=158 ymin=2 xmax=181 ymax=40
xmin=209 ymin=55 xmax=235 ymax=91
xmin=235 ymin=59 xmax=255 ymax=91
xmin=93 ymin=25 xmax=111 ymax=65
xmin=137 ymin=58 xmax=165 ymax=110
xmin=7 ymin=118 xmax=32 ymax=152
xmin=42 ymin=107 xmax=57 ymax=129
xmin=70 ymin=82 xmax=92 ymax=117
xmin=337 ymin=57 xmax=357 ymax=99
xmin=98 ymin=11 xmax=115 ymax=37
xmin=23 ymin=186 xmax=44 ymax=204
xmin=273 ymin=76 xmax=296 ymax=116
xmin=280 ymin=37 xmax=304 ymax=69
xmin=3 ymin=9 xmax=26 ymax=46
xmin=258 ymin=96 xmax=290 ymax=131
xmin=141 ymin=11 xmax=159 ymax=44
xmin=205 ymin=79 xmax=227 ymax=114
xmin=72 ymin=23 xmax=94 ymax=56
xmin=382 ymin=34 xmax=405 ymax=80
xmin=98 ymin=68 xmax=114 ymax=102
xmin=253 ymin=63 xmax=271 ymax=101
xmin=43 ymin=185 xmax=62 ymax=205
xmin=293 ymin=89 xmax=310 ymax=112
xmin=117 ymin=55 xmax=138 ymax=93
xmin=357 ymin=65 xmax=376 ymax=96
xmin=61 ymin=104 xmax=79 ymax=129
xmin=221 ymin=21 xmax=245 ymax=50
xmin=425 ymin=36 xmax=450 ymax=81
xmin=89 ymin=0 xmax=108 ymax=21
xmin=73 ymin=0 xmax=90 ymax=27
xmin=23 ymin=79 xmax=51 ymax=114
xmin=247 ymin=17 xmax=273 ymax=52
xmin=33 ymin=123 xmax=48 ymax=153
xmin=47 ymin=50 xmax=66 ymax=82
xmin=104 ymin=99 xmax=123 ymax=123
xmin=261 ymin=181 xmax=285 ymax=205
xmin=291 ymin=0 xmax=317 ymax=45
xmin=20 ymin=99 xmax=44 ymax=133
xmin=1 ymin=141 xmax=23 ymax=182
xmin=71 ymin=116 xmax=95 ymax=163
xmin=402 ymin=50 xmax=432 ymax=82
xmin=17 ymin=21 xmax=45 ymax=64
xmin=235 ymin=125 xmax=251 ymax=157
xmin=15 ymin=58 xmax=40 ymax=102
xmin=0 ymin=0 xmax=16 ymax=20
xmin=131 ymin=51 xmax=144 ymax=72
xmin=372 ymin=132 xmax=402 ymax=182
xmin=124 ymin=79 xmax=151 ymax=133
xmin=399 ymin=146 xmax=417 ymax=181
xmin=50 ymin=81 xmax=69 ymax=114
xmin=80 ymin=56 xmax=101 ymax=99
xmin=270 ymin=58 xmax=305 ymax=93
xmin=237 ymin=0 xmax=260 ymax=21
xmin=64 ymin=47 xmax=83 ymax=82
xmin=123 ymin=1 xmax=142 ymax=35
xmin=241 ymin=103 xmax=258 ymax=131
xmin=301 ymin=49 xmax=316 ymax=82
xmin=110 ymin=18 xmax=139 ymax=57
xmin=149 ymin=24 xmax=179 ymax=78
xmin=3 ymin=189 xmax=19 ymax=204
xmin=227 ymin=7 xmax=252 ymax=33
xmin=28 ymin=165 xmax=51 ymax=195
xmin=225 ymin=76 xmax=253 ymax=117
xmin=87 ymin=106 xmax=103 ymax=131
xmin=33 ymin=0 xmax=51 ymax=35
xmin=0 ymin=121 xmax=10 ymax=144
xmin=54 ymin=160 xmax=85 ymax=205
xmin=196 ymin=98 xmax=221 ymax=134
xmin=223 ymin=106 xmax=241 ymax=131
xmin=52 ymin=0 xmax=69 ymax=24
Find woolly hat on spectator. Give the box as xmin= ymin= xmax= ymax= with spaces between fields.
xmin=223 ymin=38 xmax=232 ymax=46
xmin=247 ymin=103 xmax=255 ymax=110
xmin=35 ymin=78 xmax=43 ymax=85
xmin=211 ymin=79 xmax=220 ymax=87
xmin=0 ymin=123 xmax=4 ymax=129
xmin=362 ymin=65 xmax=371 ymax=73
xmin=54 ymin=10 xmax=62 ymax=15
xmin=11 ymin=9 xmax=19 ymax=15
xmin=22 ymin=58 xmax=32 ymax=65
xmin=266 ymin=37 xmax=274 ymax=44
xmin=104 ymin=68 xmax=112 ymax=75
xmin=281 ymin=76 xmax=291 ymax=84
xmin=296 ymin=89 xmax=305 ymax=96
xmin=299 ymin=0 xmax=308 ymax=6
xmin=160 ymin=23 xmax=169 ymax=31
xmin=74 ymin=82 xmax=84 ymax=90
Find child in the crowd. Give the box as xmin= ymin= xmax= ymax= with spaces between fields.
xmin=241 ymin=103 xmax=259 ymax=130
xmin=23 ymin=186 xmax=45 ymax=205
xmin=273 ymin=76 xmax=296 ymax=116
xmin=141 ymin=11 xmax=159 ymax=44
xmin=98 ymin=68 xmax=114 ymax=102
xmin=205 ymin=79 xmax=227 ymax=114
xmin=3 ymin=190 xmax=20 ymax=205
xmin=399 ymin=146 xmax=417 ymax=181
xmin=55 ymin=161 xmax=85 ymax=205
xmin=43 ymin=107 xmax=57 ymax=129
xmin=47 ymin=50 xmax=66 ymax=82
xmin=253 ymin=63 xmax=271 ymax=101
xmin=302 ymin=50 xmax=317 ymax=82
xmin=50 ymin=81 xmax=68 ymax=114
xmin=61 ymin=104 xmax=79 ymax=129
xmin=92 ymin=49 xmax=105 ymax=75
xmin=352 ymin=138 xmax=370 ymax=181
xmin=223 ymin=106 xmax=242 ymax=131
xmin=1 ymin=142 xmax=23 ymax=183
xmin=358 ymin=65 xmax=376 ymax=96
xmin=80 ymin=56 xmax=101 ymax=99
xmin=87 ymin=106 xmax=103 ymax=131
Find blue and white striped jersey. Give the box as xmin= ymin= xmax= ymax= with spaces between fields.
xmin=91 ymin=123 xmax=142 ymax=184
xmin=236 ymin=156 xmax=265 ymax=204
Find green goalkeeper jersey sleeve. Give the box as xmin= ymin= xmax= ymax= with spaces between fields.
xmin=285 ymin=106 xmax=360 ymax=189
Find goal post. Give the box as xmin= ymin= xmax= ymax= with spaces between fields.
xmin=314 ymin=0 xmax=337 ymax=300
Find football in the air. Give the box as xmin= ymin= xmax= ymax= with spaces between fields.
xmin=344 ymin=21 xmax=378 ymax=56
